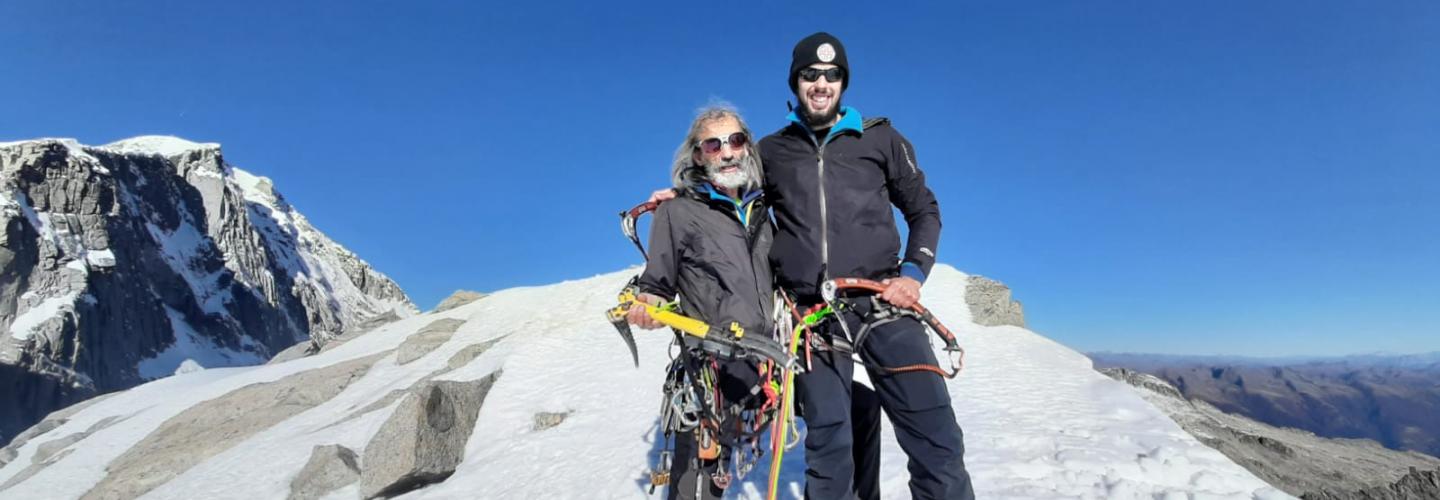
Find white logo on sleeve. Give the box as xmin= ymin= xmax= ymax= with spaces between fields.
xmin=920 ymin=247 xmax=935 ymax=258
xmin=901 ymin=142 xmax=918 ymax=174
xmin=817 ymin=43 xmax=836 ymax=62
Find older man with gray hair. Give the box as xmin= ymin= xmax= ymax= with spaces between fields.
xmin=627 ymin=103 xmax=774 ymax=500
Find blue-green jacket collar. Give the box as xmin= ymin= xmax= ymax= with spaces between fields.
xmin=787 ymin=105 xmax=864 ymax=144
xmin=700 ymin=183 xmax=762 ymax=205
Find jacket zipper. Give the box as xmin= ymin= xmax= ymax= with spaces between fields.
xmin=809 ymin=131 xmax=831 ymax=284
xmin=718 ymin=194 xmax=771 ymax=323
xmin=745 ymin=202 xmax=769 ymax=317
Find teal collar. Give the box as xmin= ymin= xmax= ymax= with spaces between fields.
xmin=700 ymin=184 xmax=761 ymax=225
xmin=786 ymin=105 xmax=863 ymax=144
xmin=701 ymin=183 xmax=761 ymax=205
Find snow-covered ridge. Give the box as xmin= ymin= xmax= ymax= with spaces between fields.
xmin=101 ymin=135 xmax=220 ymax=157
xmin=0 ymin=137 xmax=91 ymax=151
xmin=0 ymin=265 xmax=1290 ymax=499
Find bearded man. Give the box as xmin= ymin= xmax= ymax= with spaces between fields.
xmin=757 ymin=32 xmax=975 ymax=499
xmin=627 ymin=104 xmax=774 ymax=500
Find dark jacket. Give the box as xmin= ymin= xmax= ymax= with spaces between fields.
xmin=636 ymin=185 xmax=775 ymax=334
xmin=759 ymin=106 xmax=942 ymax=299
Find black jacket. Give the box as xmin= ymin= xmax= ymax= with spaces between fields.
xmin=635 ymin=186 xmax=775 ymax=333
xmin=759 ymin=106 xmax=941 ymax=299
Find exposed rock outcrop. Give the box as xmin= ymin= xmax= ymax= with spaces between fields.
xmin=433 ymin=290 xmax=485 ymax=313
xmin=0 ymin=137 xmax=417 ymax=446
xmin=80 ymin=352 xmax=386 ymax=500
xmin=0 ymin=391 xmax=115 ymax=468
xmin=0 ymin=415 xmax=121 ymax=492
xmin=1304 ymin=467 xmax=1440 ymax=500
xmin=964 ymin=275 xmax=1025 ymax=327
xmin=532 ymin=411 xmax=570 ymax=432
xmin=270 ymin=310 xmax=406 ymax=365
xmin=396 ymin=319 xmax=466 ymax=365
xmin=359 ymin=372 xmax=501 ymax=499
xmin=288 ymin=444 xmax=362 ymax=500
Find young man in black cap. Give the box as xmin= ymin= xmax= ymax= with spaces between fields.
xmin=759 ymin=32 xmax=975 ymax=499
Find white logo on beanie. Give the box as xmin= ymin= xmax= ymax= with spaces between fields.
xmin=817 ymin=43 xmax=836 ymax=62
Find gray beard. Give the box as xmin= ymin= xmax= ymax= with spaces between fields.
xmin=706 ymin=163 xmax=750 ymax=192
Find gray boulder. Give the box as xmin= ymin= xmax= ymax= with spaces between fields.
xmin=964 ymin=275 xmax=1026 ymax=327
xmin=268 ymin=340 xmax=322 ymax=365
xmin=328 ymin=337 xmax=504 ymax=431
xmin=360 ymin=371 xmax=501 ymax=499
xmin=288 ymin=444 xmax=362 ymax=500
xmin=532 ymin=411 xmax=570 ymax=432
xmin=433 ymin=290 xmax=486 ymax=313
xmin=396 ymin=319 xmax=466 ymax=365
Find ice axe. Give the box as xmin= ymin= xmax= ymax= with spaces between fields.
xmin=605 ymin=286 xmax=803 ymax=372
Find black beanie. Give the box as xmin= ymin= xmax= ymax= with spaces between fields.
xmin=789 ymin=32 xmax=849 ymax=94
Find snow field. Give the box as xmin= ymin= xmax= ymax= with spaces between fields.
xmin=0 ymin=265 xmax=1291 ymax=499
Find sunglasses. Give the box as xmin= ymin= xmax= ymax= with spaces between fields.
xmin=798 ymin=67 xmax=845 ymax=83
xmin=696 ymin=132 xmax=749 ymax=155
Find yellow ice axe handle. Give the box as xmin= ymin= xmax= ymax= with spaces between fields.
xmin=609 ymin=289 xmax=736 ymax=339
xmin=646 ymin=307 xmax=711 ymax=338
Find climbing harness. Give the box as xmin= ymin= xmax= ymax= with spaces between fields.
xmin=815 ymin=277 xmax=966 ymax=379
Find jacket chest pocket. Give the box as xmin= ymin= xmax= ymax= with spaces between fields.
xmin=825 ymin=154 xmax=890 ymax=209
xmin=680 ymin=219 xmax=750 ymax=280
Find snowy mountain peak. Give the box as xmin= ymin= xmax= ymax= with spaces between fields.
xmin=101 ymin=135 xmax=220 ymax=157
xmin=0 ymin=137 xmax=418 ymax=451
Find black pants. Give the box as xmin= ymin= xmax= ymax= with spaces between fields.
xmin=852 ymin=382 xmax=882 ymax=500
xmin=796 ymin=308 xmax=975 ymax=499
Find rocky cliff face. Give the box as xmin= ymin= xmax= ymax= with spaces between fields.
xmin=0 ymin=137 xmax=417 ymax=445
xmin=1101 ymin=367 xmax=1440 ymax=499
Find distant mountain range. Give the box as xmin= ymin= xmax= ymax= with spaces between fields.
xmin=1090 ymin=351 xmax=1440 ymax=458
xmin=1101 ymin=366 xmax=1440 ymax=499
xmin=1089 ymin=351 xmax=1440 ymax=370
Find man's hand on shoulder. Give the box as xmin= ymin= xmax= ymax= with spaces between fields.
xmin=880 ymin=276 xmax=922 ymax=308
xmin=647 ymin=188 xmax=678 ymax=205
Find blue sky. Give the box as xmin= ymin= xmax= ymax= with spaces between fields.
xmin=3 ymin=1 xmax=1437 ymax=357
